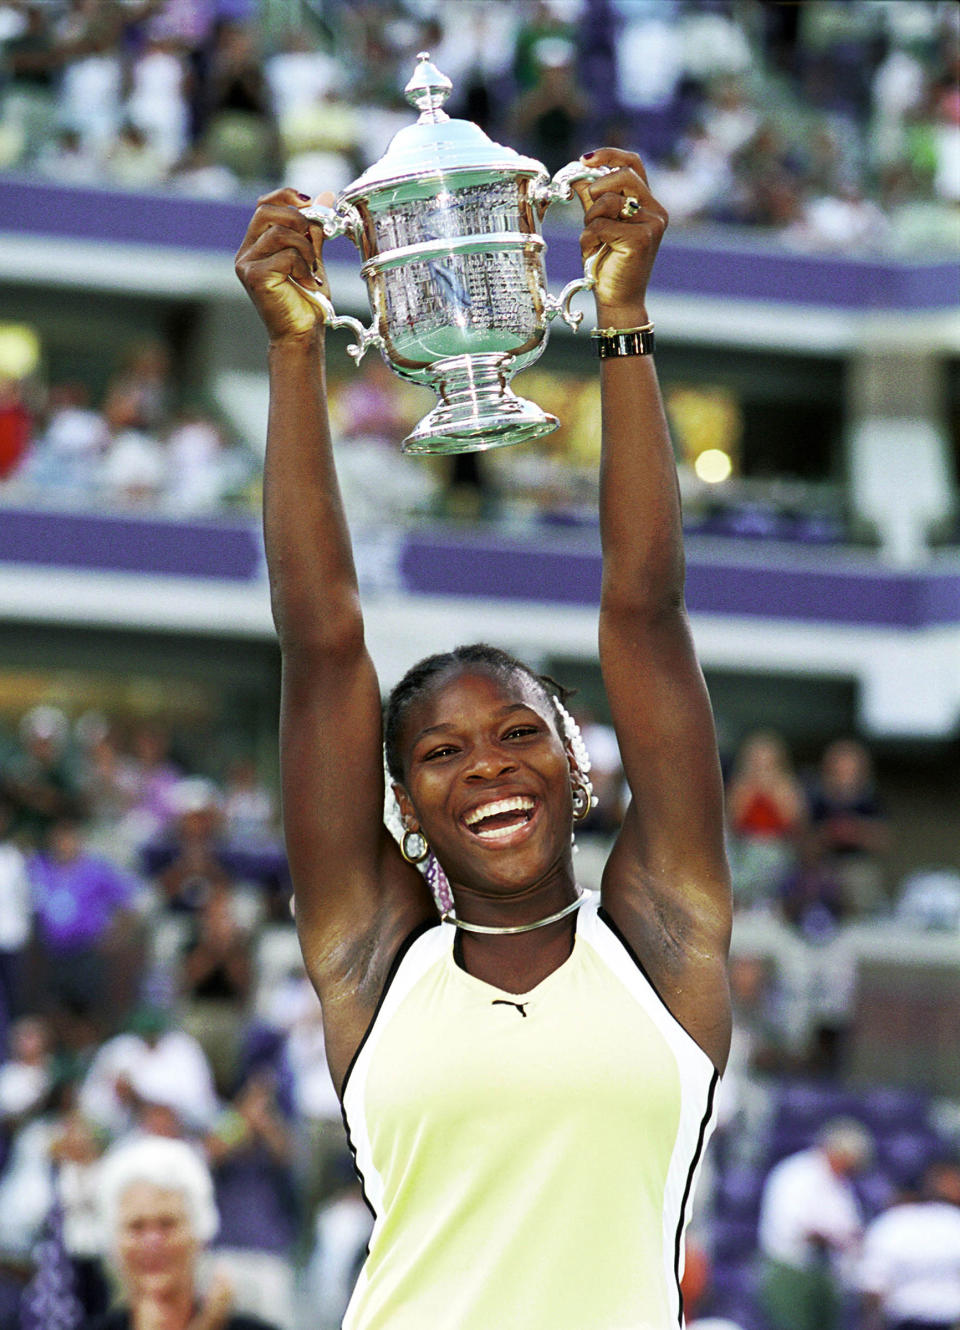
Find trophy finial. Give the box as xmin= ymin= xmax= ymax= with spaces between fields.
xmin=405 ymin=52 xmax=452 ymax=122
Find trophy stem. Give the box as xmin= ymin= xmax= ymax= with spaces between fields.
xmin=401 ymin=354 xmax=559 ymax=456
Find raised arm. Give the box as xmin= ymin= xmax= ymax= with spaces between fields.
xmin=234 ymin=191 xmax=434 ymax=1079
xmin=575 ymin=151 xmax=732 ymax=1070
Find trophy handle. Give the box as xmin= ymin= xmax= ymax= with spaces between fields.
xmin=291 ymin=199 xmax=380 ymax=363
xmin=288 ymin=282 xmax=384 ymax=365
xmin=542 ymin=249 xmax=603 ymax=332
xmin=534 ymin=159 xmax=614 ymax=330
xmin=530 ymin=160 xmax=614 ymax=213
xmin=299 ymin=198 xmax=363 ymax=242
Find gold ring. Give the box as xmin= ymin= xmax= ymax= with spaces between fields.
xmin=620 ymin=197 xmax=642 ymax=219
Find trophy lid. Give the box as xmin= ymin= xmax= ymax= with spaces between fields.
xmin=343 ymin=52 xmax=545 ymax=199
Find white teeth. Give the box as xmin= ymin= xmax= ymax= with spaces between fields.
xmin=473 ymin=821 xmax=529 ymax=841
xmin=463 ymin=796 xmax=534 ymax=827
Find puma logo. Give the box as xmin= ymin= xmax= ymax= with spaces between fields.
xmin=492 ymin=1000 xmax=529 ymax=1018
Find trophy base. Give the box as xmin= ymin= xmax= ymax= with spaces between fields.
xmin=401 ymin=354 xmax=558 ymax=455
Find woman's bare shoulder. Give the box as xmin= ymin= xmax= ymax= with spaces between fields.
xmin=600 ymin=836 xmax=732 ymax=1072
xmin=303 ymin=890 xmax=441 ymax=1096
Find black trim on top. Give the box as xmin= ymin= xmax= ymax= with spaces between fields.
xmin=339 ymin=917 xmax=441 ymax=1103
xmin=596 ymin=904 xmax=722 ymax=1072
xmin=596 ymin=904 xmax=722 ymax=1326
xmin=596 ymin=904 xmax=677 ymax=1017
xmin=338 ymin=916 xmax=441 ymax=1229
xmin=673 ymin=1067 xmax=719 ymax=1327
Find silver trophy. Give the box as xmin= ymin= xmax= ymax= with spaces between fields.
xmin=297 ymin=52 xmax=609 ymax=455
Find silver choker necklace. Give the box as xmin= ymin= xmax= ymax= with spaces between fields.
xmin=441 ymin=890 xmax=585 ymax=935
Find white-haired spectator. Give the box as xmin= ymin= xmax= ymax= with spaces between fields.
xmin=758 ymin=1117 xmax=873 ymax=1330
xmin=88 ymin=1134 xmax=281 ymax=1330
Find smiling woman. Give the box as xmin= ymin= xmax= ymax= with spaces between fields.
xmin=235 ymin=146 xmax=732 ymax=1330
xmin=85 ymin=1137 xmax=280 ymax=1330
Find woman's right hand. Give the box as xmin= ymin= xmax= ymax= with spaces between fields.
xmin=235 ymin=187 xmax=332 ymax=344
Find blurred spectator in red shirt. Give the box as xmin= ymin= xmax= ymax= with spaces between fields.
xmin=0 ymin=376 xmax=31 ymax=480
xmin=727 ymin=730 xmax=806 ymax=910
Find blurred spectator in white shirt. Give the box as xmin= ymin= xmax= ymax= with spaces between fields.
xmin=126 ymin=35 xmax=190 ymax=169
xmin=650 ymin=121 xmax=732 ymax=225
xmin=223 ymin=757 xmax=276 ymax=847
xmin=931 ymin=81 xmax=960 ymax=204
xmin=34 ymin=126 xmax=104 ymax=185
xmin=79 ymin=1005 xmax=219 ymax=1138
xmin=614 ymin=4 xmax=684 ymax=111
xmin=260 ymin=972 xmax=347 ymax=1221
xmin=701 ymin=76 xmax=761 ymax=158
xmin=0 ymin=1016 xmax=52 ymax=1127
xmin=21 ymin=380 xmax=110 ymax=499
xmin=0 ymin=794 xmax=32 ymax=1020
xmin=169 ymin=143 xmax=239 ymax=198
xmin=75 ymin=721 xmax=143 ymax=864
xmin=164 ymin=410 xmax=250 ymax=514
xmin=857 ymin=1159 xmax=960 ymax=1330
xmin=713 ymin=953 xmax=784 ymax=1163
xmin=303 ymin=1156 xmax=373 ymax=1330
xmin=105 ymin=121 xmax=170 ymax=190
xmin=270 ymin=30 xmax=359 ymax=199
xmin=264 ymin=30 xmax=343 ymax=140
xmin=56 ymin=5 xmax=123 ymax=159
xmin=100 ymin=426 xmax=167 ymax=506
xmin=758 ymin=1118 xmax=872 ymax=1330
xmin=788 ymin=184 xmax=891 ymax=253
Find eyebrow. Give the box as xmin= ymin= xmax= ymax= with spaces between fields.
xmin=411 ymin=702 xmax=537 ymax=747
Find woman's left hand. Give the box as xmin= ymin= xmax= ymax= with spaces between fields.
xmin=571 ymin=147 xmax=668 ymax=329
xmin=188 ymin=1268 xmax=234 ymax=1330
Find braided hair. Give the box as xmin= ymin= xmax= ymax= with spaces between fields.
xmin=383 ymin=643 xmax=573 ymax=783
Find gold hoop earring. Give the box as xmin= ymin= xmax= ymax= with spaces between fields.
xmin=571 ymin=778 xmax=592 ymax=822
xmin=401 ymin=829 xmax=429 ymax=863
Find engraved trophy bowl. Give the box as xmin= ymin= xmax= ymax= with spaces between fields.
xmin=297 ymin=52 xmax=609 ymax=455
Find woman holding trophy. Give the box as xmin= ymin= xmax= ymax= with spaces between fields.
xmin=235 ymin=145 xmax=731 ymax=1330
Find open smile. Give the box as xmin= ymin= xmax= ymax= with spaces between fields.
xmin=461 ymin=795 xmax=538 ymax=844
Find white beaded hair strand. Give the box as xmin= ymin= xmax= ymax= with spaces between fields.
xmin=552 ymin=696 xmax=594 ymax=799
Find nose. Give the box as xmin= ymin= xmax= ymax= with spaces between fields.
xmin=464 ymin=740 xmax=517 ymax=781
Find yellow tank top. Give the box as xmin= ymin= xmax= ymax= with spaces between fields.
xmin=340 ymin=891 xmax=719 ymax=1330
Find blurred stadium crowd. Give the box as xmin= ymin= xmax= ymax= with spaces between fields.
xmin=0 ymin=693 xmax=958 ymax=1327
xmin=0 ymin=0 xmax=956 ymax=252
xmin=0 ymin=335 xmax=259 ymax=514
xmin=1 ymin=0 xmax=958 ymax=531
xmin=1 ymin=2 xmax=959 ymax=1328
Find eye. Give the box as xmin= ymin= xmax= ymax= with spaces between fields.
xmin=504 ymin=724 xmax=540 ymax=740
xmin=423 ymin=743 xmax=458 ymax=761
